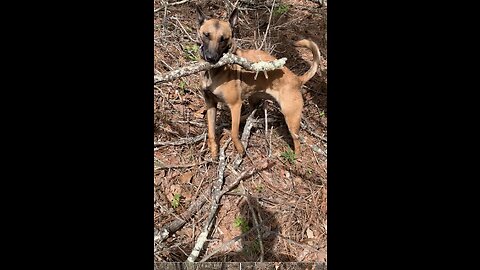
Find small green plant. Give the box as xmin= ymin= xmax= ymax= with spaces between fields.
xmin=274 ymin=4 xmax=289 ymax=16
xmin=183 ymin=44 xmax=199 ymax=61
xmin=233 ymin=216 xmax=250 ymax=233
xmin=306 ymin=167 xmax=313 ymax=175
xmin=255 ymin=185 xmax=264 ymax=193
xmin=281 ymin=148 xmax=297 ymax=164
xmin=178 ymin=80 xmax=186 ymax=95
xmin=171 ymin=193 xmax=181 ymax=209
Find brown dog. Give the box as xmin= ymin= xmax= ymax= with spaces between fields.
xmin=196 ymin=6 xmax=321 ymax=159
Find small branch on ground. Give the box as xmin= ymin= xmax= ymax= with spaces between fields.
xmin=186 ymin=139 xmax=230 ymax=262
xmin=220 ymin=159 xmax=271 ymax=198
xmin=199 ymin=215 xmax=275 ymax=262
xmin=301 ymin=118 xmax=324 ymax=141
xmin=187 ymin=157 xmax=271 ymax=262
xmin=258 ymin=0 xmax=275 ymax=51
xmin=232 ymin=109 xmax=257 ymax=169
xmin=154 ymin=133 xmax=206 ymax=147
xmin=155 ymin=197 xmax=207 ymax=243
xmin=154 ymin=53 xmax=287 ymax=83
xmin=172 ymin=16 xmax=198 ymax=43
xmin=154 ymin=160 xmax=213 ymax=171
xmin=273 ymin=231 xmax=323 ymax=252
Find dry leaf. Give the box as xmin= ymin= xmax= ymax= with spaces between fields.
xmin=167 ymin=184 xmax=182 ymax=201
xmin=306 ymin=228 xmax=314 ymax=239
xmin=179 ymin=171 xmax=194 ymax=184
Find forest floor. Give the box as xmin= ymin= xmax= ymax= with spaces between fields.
xmin=154 ymin=0 xmax=327 ymax=264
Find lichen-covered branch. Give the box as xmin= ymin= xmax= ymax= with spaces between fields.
xmin=186 ymin=139 xmax=231 ymax=262
xmin=154 ymin=53 xmax=287 ymax=83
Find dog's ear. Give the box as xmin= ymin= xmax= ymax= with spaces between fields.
xmin=229 ymin=8 xmax=239 ymax=28
xmin=196 ymin=5 xmax=206 ymax=26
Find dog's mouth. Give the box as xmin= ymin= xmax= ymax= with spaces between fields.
xmin=200 ymin=44 xmax=229 ymax=64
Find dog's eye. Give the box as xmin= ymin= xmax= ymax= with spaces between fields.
xmin=203 ymin=32 xmax=210 ymax=38
xmin=220 ymin=36 xmax=228 ymax=43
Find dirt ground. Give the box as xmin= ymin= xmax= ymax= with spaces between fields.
xmin=154 ymin=0 xmax=327 ymax=264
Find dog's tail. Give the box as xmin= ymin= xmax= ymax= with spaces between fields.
xmin=294 ymin=39 xmax=322 ymax=84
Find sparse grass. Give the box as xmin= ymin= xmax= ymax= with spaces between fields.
xmin=281 ymin=148 xmax=297 ymax=164
xmin=183 ymin=44 xmax=199 ymax=61
xmin=274 ymin=4 xmax=290 ymax=16
xmin=233 ymin=216 xmax=250 ymax=233
xmin=171 ymin=193 xmax=181 ymax=209
xmin=178 ymin=80 xmax=186 ymax=95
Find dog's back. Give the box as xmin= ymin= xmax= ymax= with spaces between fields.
xmin=235 ymin=39 xmax=321 ymax=85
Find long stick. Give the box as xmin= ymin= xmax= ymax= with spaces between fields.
xmin=154 ymin=53 xmax=287 ymax=83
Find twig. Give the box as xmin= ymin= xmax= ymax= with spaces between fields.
xmin=154 ymin=133 xmax=206 ymax=147
xmin=161 ymin=3 xmax=168 ymax=41
xmin=186 ymin=139 xmax=230 ymax=262
xmin=199 ymin=214 xmax=275 ymax=262
xmin=154 ymin=53 xmax=287 ymax=83
xmin=155 ymin=197 xmax=207 ymax=243
xmin=301 ymin=118 xmax=324 ymax=141
xmin=154 ymin=160 xmax=212 ymax=171
xmin=168 ymin=0 xmax=191 ymax=6
xmin=172 ymin=16 xmax=197 ymax=43
xmin=232 ymin=109 xmax=257 ymax=169
xmin=258 ymin=0 xmax=275 ymax=51
xmin=269 ymin=126 xmax=273 ymax=157
xmin=274 ymin=232 xmax=323 ymax=252
xmin=220 ymin=159 xmax=271 ymax=198
xmin=187 ymin=158 xmax=271 ymax=262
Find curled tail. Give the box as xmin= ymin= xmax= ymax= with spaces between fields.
xmin=294 ymin=39 xmax=322 ymax=84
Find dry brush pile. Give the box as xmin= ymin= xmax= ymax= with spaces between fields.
xmin=154 ymin=0 xmax=327 ymax=264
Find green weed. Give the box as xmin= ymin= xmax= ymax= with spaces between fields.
xmin=281 ymin=148 xmax=297 ymax=164
xmin=274 ymin=4 xmax=289 ymax=16
xmin=233 ymin=216 xmax=250 ymax=233
xmin=171 ymin=193 xmax=181 ymax=209
xmin=183 ymin=44 xmax=199 ymax=61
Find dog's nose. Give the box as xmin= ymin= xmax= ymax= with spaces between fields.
xmin=206 ymin=55 xmax=217 ymax=63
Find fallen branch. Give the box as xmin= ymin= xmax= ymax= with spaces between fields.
xmin=154 ymin=53 xmax=287 ymax=83
xmin=186 ymin=139 xmax=230 ymax=262
xmin=258 ymin=0 xmax=275 ymax=51
xmin=220 ymin=159 xmax=271 ymax=198
xmin=154 ymin=133 xmax=206 ymax=147
xmin=301 ymin=118 xmax=325 ymax=141
xmin=154 ymin=160 xmax=212 ymax=171
xmin=232 ymin=109 xmax=257 ymax=169
xmin=187 ymin=158 xmax=271 ymax=262
xmin=199 ymin=214 xmax=275 ymax=262
xmin=167 ymin=0 xmax=191 ymax=6
xmin=155 ymin=197 xmax=207 ymax=243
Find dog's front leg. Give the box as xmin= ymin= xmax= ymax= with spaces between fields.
xmin=203 ymin=90 xmax=218 ymax=159
xmin=228 ymin=102 xmax=244 ymax=156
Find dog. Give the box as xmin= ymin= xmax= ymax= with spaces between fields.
xmin=196 ymin=6 xmax=321 ymax=160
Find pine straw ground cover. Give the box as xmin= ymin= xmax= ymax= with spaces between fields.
xmin=154 ymin=0 xmax=327 ymax=264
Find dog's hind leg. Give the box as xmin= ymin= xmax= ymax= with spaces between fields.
xmin=279 ymin=90 xmax=303 ymax=156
